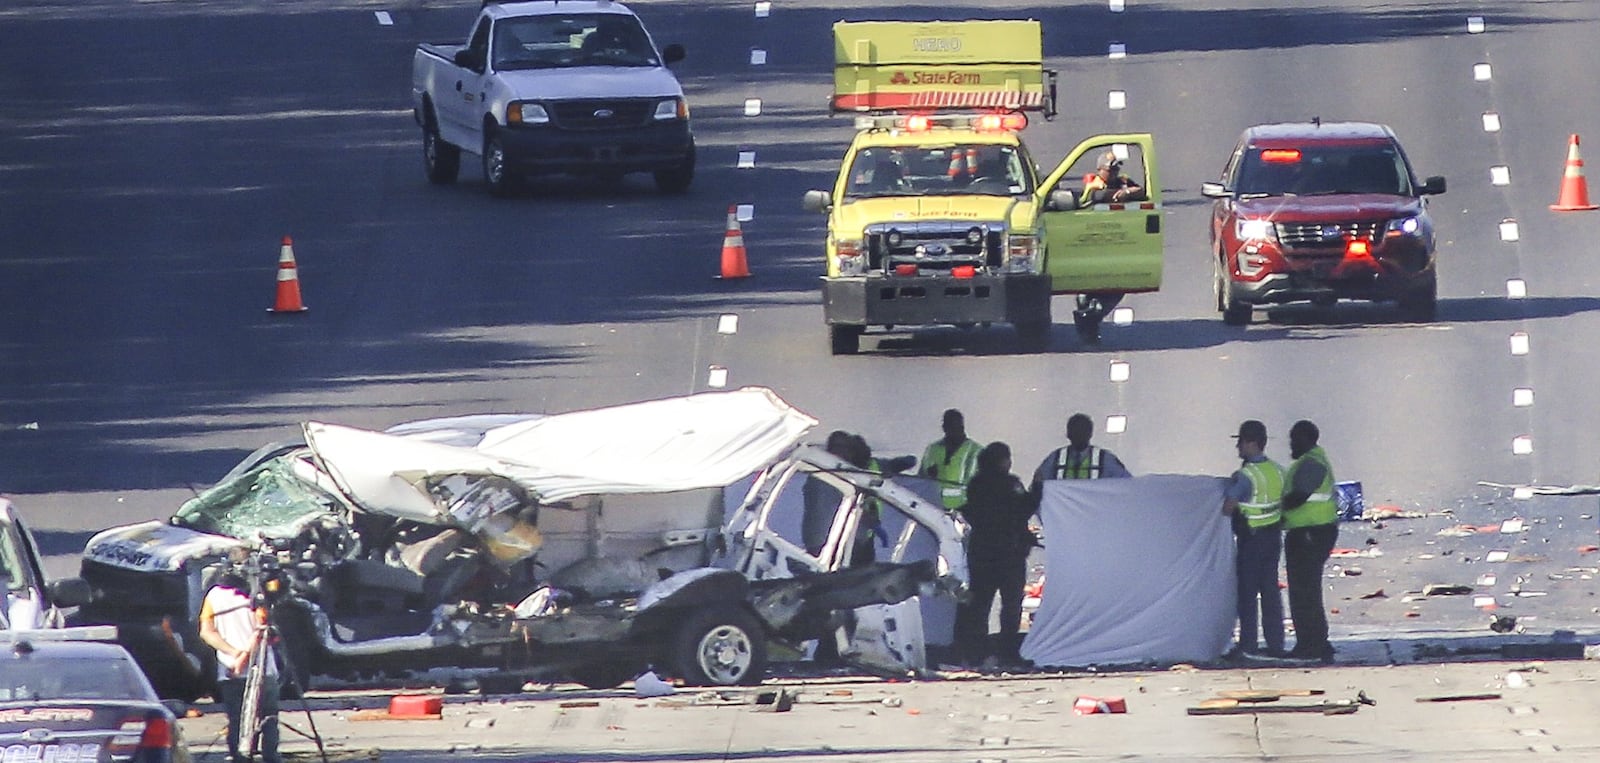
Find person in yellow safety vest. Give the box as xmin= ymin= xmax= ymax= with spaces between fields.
xmin=1028 ymin=412 xmax=1130 ymax=506
xmin=1078 ymin=150 xmax=1146 ymax=207
xmin=845 ymin=434 xmax=915 ymax=568
xmin=1280 ymin=420 xmax=1339 ymax=664
xmin=921 ymin=409 xmax=983 ymax=511
xmin=1221 ymin=420 xmax=1288 ymax=660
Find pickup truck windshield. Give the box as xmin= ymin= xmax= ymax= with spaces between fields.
xmin=493 ymin=14 xmax=659 ymax=70
xmin=846 ymin=144 xmax=1032 ymax=199
xmin=1236 ymin=145 xmax=1412 ymax=197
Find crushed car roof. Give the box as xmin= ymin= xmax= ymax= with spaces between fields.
xmin=305 ymin=387 xmax=819 ymax=520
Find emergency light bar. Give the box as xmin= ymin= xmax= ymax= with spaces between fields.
xmin=853 ymin=112 xmax=1028 ymax=133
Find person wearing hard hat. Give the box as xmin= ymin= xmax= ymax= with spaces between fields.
xmin=1281 ymin=420 xmax=1340 ymax=664
xmin=921 ymin=409 xmax=983 ymax=512
xmin=1221 ymin=420 xmax=1287 ymax=660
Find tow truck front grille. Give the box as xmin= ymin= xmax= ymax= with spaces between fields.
xmin=548 ymin=99 xmax=656 ymax=131
xmin=1275 ymin=221 xmax=1384 ymax=249
xmin=864 ymin=222 xmax=1005 ymax=272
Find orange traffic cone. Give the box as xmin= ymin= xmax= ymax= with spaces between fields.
xmin=1550 ymin=134 xmax=1599 ymax=211
xmin=269 ymin=236 xmax=309 ymax=313
xmin=717 ymin=206 xmax=751 ymax=279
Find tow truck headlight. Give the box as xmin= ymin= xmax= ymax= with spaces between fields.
xmin=834 ymin=238 xmax=866 ymax=275
xmin=1236 ymin=219 xmax=1276 ymax=241
xmin=1005 ymin=234 xmax=1040 ymax=273
xmin=507 ymin=102 xmax=549 ymax=125
xmin=1386 ymin=215 xmax=1423 ymax=236
xmin=653 ymin=98 xmax=688 ymax=121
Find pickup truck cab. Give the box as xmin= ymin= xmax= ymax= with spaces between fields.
xmin=412 ymin=1 xmax=694 ymax=196
xmin=1202 ymin=121 xmax=1446 ymax=323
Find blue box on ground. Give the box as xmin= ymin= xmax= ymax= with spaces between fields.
xmin=1335 ymin=481 xmax=1364 ymax=521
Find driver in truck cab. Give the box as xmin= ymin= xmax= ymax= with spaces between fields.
xmin=1080 ymin=151 xmax=1145 ymax=206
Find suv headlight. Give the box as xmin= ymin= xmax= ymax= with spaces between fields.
xmin=653 ymin=97 xmax=688 ymax=121
xmin=1386 ymin=216 xmax=1423 ymax=236
xmin=1236 ymin=219 xmax=1276 ymax=241
xmin=507 ymin=101 xmax=550 ymax=125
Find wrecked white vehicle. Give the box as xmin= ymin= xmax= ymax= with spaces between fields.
xmin=75 ymin=389 xmax=968 ymax=699
xmin=4 ymin=498 xmax=95 ymax=631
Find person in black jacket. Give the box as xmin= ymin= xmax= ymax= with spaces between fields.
xmin=954 ymin=441 xmax=1036 ymax=667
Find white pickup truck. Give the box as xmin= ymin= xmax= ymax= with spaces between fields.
xmin=411 ymin=0 xmax=695 ymax=196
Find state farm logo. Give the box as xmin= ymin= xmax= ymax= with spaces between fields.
xmin=889 ymin=70 xmax=982 ymax=86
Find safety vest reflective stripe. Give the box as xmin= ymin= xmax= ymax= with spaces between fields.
xmin=1283 ymin=447 xmax=1338 ymax=529
xmin=1055 ymin=446 xmax=1101 ymax=479
xmin=1239 ymin=459 xmax=1285 ymax=529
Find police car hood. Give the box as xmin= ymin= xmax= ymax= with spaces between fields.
xmin=82 ymin=521 xmax=247 ymax=574
xmin=836 ymin=195 xmax=1019 ymax=232
xmin=304 ymin=387 xmax=818 ymax=525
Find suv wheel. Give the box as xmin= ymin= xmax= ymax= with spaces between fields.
xmin=1215 ymin=258 xmax=1251 ymax=326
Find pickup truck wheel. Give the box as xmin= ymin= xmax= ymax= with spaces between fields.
xmin=829 ymin=324 xmax=862 ymax=355
xmin=654 ymin=144 xmax=695 ymax=194
xmin=423 ymin=126 xmax=460 ymax=185
xmin=670 ymin=606 xmax=767 ymax=686
xmin=1397 ymin=283 xmax=1438 ymax=322
xmin=1016 ymin=320 xmax=1051 ymax=352
xmin=482 ymin=131 xmax=519 ymax=197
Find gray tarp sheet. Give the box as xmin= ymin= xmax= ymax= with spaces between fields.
xmin=1020 ymin=475 xmax=1235 ymax=667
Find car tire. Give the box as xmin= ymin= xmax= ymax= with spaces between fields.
xmin=1397 ymin=282 xmax=1438 ymax=322
xmin=1215 ymin=258 xmax=1251 ymax=326
xmin=482 ymin=128 xmax=519 ymax=198
xmin=829 ymin=324 xmax=862 ymax=355
xmin=422 ymin=109 xmax=459 ymax=185
xmin=1016 ymin=320 xmax=1051 ymax=352
xmin=669 ymin=606 xmax=767 ymax=686
xmin=654 ymin=144 xmax=695 ymax=194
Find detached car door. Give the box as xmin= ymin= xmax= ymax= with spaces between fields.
xmin=1036 ymin=133 xmax=1165 ymax=294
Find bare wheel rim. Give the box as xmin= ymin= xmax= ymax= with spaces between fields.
xmin=486 ymin=141 xmax=505 ymax=184
xmin=424 ymin=131 xmax=439 ymax=168
xmin=696 ymin=624 xmax=753 ymax=684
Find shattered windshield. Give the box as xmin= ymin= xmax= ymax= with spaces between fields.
xmin=493 ymin=13 xmax=659 ymax=70
xmin=172 ymin=455 xmax=340 ymax=540
xmin=846 ymin=144 xmax=1032 ymax=199
xmin=1235 ymin=144 xmax=1412 ymax=197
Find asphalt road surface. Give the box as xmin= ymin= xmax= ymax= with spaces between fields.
xmin=4 ymin=0 xmax=1600 ymax=758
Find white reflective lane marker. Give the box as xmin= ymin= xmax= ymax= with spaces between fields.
xmin=1512 ymin=435 xmax=1533 ymax=455
xmin=737 ymin=150 xmax=756 ymax=168
xmin=1513 ymin=388 xmax=1534 ymax=407
xmin=1474 ymin=63 xmax=1493 ymax=81
xmin=1106 ymin=415 xmax=1128 ymax=434
xmin=1468 ymin=16 xmax=1485 ymax=34
xmin=1483 ymin=112 xmax=1502 ymax=132
xmin=750 ymin=49 xmax=767 ymax=65
xmin=1491 ymin=166 xmax=1511 ymax=185
xmin=1111 ymin=306 xmax=1134 ymax=325
xmin=744 ymin=98 xmax=762 ymax=116
xmin=755 ymin=1 xmax=770 ymax=18
xmin=1507 ymin=279 xmax=1527 ymax=298
xmin=735 ymin=204 xmax=754 ymax=222
xmin=1510 ymin=332 xmax=1530 ymax=355
xmin=1109 ymin=360 xmax=1130 ymax=382
xmin=1108 ymin=90 xmax=1126 ymax=110
xmin=1109 ymin=43 xmax=1126 ymax=59
xmin=1110 ymin=0 xmax=1126 ymax=11
xmin=375 ymin=11 xmax=393 ymax=25
xmin=1512 ymin=487 xmax=1535 ymax=500
xmin=1500 ymin=218 xmax=1520 ymax=241
xmin=708 ymin=366 xmax=729 ymax=388
xmin=718 ymin=314 xmax=739 ymax=334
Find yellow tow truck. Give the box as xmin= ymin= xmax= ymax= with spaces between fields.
xmin=802 ymin=20 xmax=1165 ymax=354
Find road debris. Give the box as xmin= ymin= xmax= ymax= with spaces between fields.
xmin=1188 ymin=691 xmax=1373 ymax=716
xmin=1073 ymin=696 xmax=1127 ymax=715
xmin=1415 ymin=693 xmax=1502 ymax=702
xmin=1422 ymin=584 xmax=1474 ymax=596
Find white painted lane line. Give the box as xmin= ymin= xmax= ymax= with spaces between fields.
xmin=1500 ymin=218 xmax=1520 ymax=241
xmin=1110 ymin=0 xmax=1126 ymax=12
xmin=1514 ymin=388 xmax=1534 ymax=407
xmin=718 ymin=315 xmax=739 ymax=334
xmin=750 ymin=49 xmax=767 ymax=65
xmin=1109 ymin=361 xmax=1130 ymax=382
xmin=1510 ymin=332 xmax=1530 ymax=355
xmin=755 ymin=1 xmax=770 ymax=18
xmin=1507 ymin=279 xmax=1527 ymax=298
xmin=375 ymin=11 xmax=393 ymax=25
xmin=1512 ymin=435 xmax=1533 ymax=455
xmin=1491 ymin=166 xmax=1511 ymax=185
xmin=1105 ymin=415 xmax=1127 ymax=434
xmin=1468 ymin=16 xmax=1485 ymax=34
xmin=735 ymin=204 xmax=754 ymax=222
xmin=1109 ymin=43 xmax=1126 ymax=59
xmin=737 ymin=150 xmax=756 ymax=168
xmin=708 ymin=366 xmax=729 ymax=388
xmin=1483 ymin=112 xmax=1502 ymax=132
xmin=1474 ymin=63 xmax=1493 ymax=81
xmin=1108 ymin=90 xmax=1126 ymax=110
xmin=744 ymin=98 xmax=762 ymax=116
xmin=1512 ymin=487 xmax=1535 ymax=500
xmin=1111 ymin=306 xmax=1134 ymax=325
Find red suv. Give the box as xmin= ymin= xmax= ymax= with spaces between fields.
xmin=1203 ymin=121 xmax=1446 ymax=324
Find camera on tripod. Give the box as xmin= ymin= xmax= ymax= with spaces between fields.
xmin=227 ymin=539 xmax=295 ymax=610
